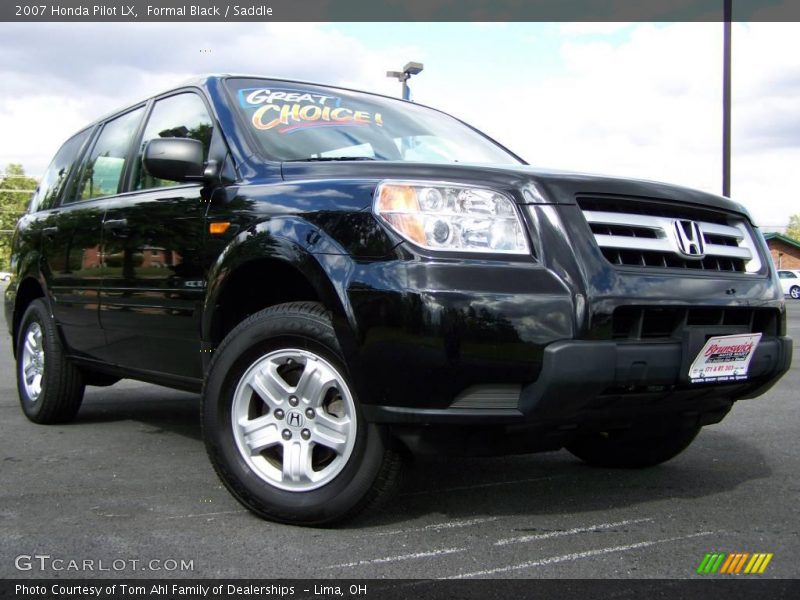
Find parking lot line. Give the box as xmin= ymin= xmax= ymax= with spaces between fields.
xmin=372 ymin=516 xmax=501 ymax=536
xmin=327 ymin=547 xmax=466 ymax=569
xmin=447 ymin=531 xmax=715 ymax=579
xmin=494 ymin=517 xmax=654 ymax=546
xmin=163 ymin=509 xmax=247 ymax=520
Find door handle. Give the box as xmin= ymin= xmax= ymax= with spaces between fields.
xmin=103 ymin=219 xmax=128 ymax=230
xmin=42 ymin=226 xmax=59 ymax=238
xmin=103 ymin=219 xmax=129 ymax=237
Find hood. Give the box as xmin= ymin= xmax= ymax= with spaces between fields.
xmin=278 ymin=160 xmax=750 ymax=219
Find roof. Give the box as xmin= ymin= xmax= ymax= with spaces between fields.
xmin=70 ymin=73 xmax=424 ymax=144
xmin=763 ymin=231 xmax=800 ymax=251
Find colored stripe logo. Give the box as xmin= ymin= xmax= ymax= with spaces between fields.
xmin=696 ymin=552 xmax=773 ymax=574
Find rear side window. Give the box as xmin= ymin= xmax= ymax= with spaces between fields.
xmin=134 ymin=93 xmax=213 ymax=190
xmin=29 ymin=128 xmax=92 ymax=212
xmin=70 ymin=107 xmax=144 ymax=202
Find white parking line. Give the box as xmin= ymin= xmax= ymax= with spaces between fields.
xmin=401 ymin=474 xmax=564 ymax=497
xmin=327 ymin=547 xmax=466 ymax=569
xmin=374 ymin=516 xmax=501 ymax=536
xmin=494 ymin=517 xmax=653 ymax=546
xmin=163 ymin=510 xmax=247 ymax=520
xmin=447 ymin=531 xmax=715 ymax=578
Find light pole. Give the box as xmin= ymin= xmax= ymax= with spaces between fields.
xmin=722 ymin=0 xmax=732 ymax=197
xmin=387 ymin=62 xmax=424 ymax=101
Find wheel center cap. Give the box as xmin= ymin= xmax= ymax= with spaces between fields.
xmin=286 ymin=410 xmax=304 ymax=429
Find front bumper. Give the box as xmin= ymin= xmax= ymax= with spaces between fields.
xmin=363 ymin=335 xmax=792 ymax=426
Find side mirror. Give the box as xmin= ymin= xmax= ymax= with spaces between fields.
xmin=143 ymin=138 xmax=204 ymax=182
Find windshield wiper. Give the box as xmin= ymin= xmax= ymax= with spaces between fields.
xmin=285 ymin=156 xmax=378 ymax=162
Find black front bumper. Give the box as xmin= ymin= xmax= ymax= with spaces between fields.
xmin=363 ymin=335 xmax=792 ymax=426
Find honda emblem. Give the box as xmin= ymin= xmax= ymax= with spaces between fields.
xmin=673 ymin=220 xmax=705 ymax=258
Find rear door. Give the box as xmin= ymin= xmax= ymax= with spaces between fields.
xmin=39 ymin=107 xmax=145 ymax=357
xmin=96 ymin=91 xmax=215 ymax=379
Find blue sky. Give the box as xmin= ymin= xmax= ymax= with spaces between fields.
xmin=332 ymin=22 xmax=631 ymax=100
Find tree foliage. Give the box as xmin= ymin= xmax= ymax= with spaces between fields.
xmin=0 ymin=164 xmax=38 ymax=270
xmin=786 ymin=214 xmax=800 ymax=242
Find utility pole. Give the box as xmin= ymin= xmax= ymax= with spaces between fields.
xmin=722 ymin=0 xmax=732 ymax=197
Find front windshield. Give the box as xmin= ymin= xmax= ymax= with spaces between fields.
xmin=225 ymin=78 xmax=523 ymax=165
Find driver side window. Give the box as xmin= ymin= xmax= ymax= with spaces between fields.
xmin=134 ymin=93 xmax=213 ymax=191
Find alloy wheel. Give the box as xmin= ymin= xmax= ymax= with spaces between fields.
xmin=21 ymin=321 xmax=45 ymax=402
xmin=231 ymin=348 xmax=357 ymax=492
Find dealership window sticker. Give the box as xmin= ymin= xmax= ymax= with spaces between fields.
xmin=239 ymin=87 xmax=384 ymax=133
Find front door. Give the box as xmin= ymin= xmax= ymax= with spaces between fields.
xmin=97 ymin=92 xmax=215 ymax=379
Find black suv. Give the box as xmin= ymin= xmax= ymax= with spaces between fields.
xmin=5 ymin=75 xmax=792 ymax=525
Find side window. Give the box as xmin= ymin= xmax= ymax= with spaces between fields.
xmin=30 ymin=128 xmax=92 ymax=212
xmin=70 ymin=107 xmax=144 ymax=202
xmin=135 ymin=93 xmax=213 ymax=190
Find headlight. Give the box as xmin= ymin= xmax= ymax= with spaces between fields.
xmin=373 ymin=181 xmax=530 ymax=255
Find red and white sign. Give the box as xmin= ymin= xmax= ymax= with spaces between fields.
xmin=689 ymin=333 xmax=762 ymax=383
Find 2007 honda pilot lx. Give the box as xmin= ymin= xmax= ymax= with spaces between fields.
xmin=5 ymin=75 xmax=792 ymax=524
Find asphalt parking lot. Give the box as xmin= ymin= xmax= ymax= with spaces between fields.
xmin=1 ymin=293 xmax=798 ymax=580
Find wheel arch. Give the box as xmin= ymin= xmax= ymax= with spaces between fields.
xmin=11 ymin=276 xmax=48 ymax=359
xmin=202 ymin=230 xmax=360 ymax=364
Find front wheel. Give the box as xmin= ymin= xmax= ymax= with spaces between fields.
xmin=790 ymin=285 xmax=800 ymax=300
xmin=202 ymin=302 xmax=403 ymax=525
xmin=566 ymin=424 xmax=701 ymax=468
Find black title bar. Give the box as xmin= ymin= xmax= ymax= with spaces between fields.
xmin=2 ymin=0 xmax=800 ymax=22
xmin=2 ymin=579 xmax=800 ymax=600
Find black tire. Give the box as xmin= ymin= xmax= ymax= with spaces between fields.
xmin=16 ymin=299 xmax=85 ymax=424
xmin=566 ymin=424 xmax=701 ymax=468
xmin=201 ymin=301 xmax=403 ymax=526
xmin=790 ymin=285 xmax=800 ymax=300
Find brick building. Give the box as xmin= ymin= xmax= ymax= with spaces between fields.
xmin=763 ymin=232 xmax=800 ymax=270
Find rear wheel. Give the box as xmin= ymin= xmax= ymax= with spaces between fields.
xmin=16 ymin=299 xmax=85 ymax=424
xmin=790 ymin=285 xmax=800 ymax=300
xmin=566 ymin=424 xmax=701 ymax=468
xmin=202 ymin=302 xmax=403 ymax=525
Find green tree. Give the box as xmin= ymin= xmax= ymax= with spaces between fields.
xmin=786 ymin=214 xmax=800 ymax=241
xmin=0 ymin=164 xmax=38 ymax=270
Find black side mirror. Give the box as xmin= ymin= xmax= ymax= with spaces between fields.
xmin=143 ymin=138 xmax=204 ymax=182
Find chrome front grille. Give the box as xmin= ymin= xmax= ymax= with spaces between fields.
xmin=578 ymin=197 xmax=763 ymax=274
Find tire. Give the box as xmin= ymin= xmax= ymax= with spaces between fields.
xmin=202 ymin=301 xmax=403 ymax=526
xmin=16 ymin=299 xmax=85 ymax=424
xmin=790 ymin=286 xmax=800 ymax=300
xmin=566 ymin=424 xmax=701 ymax=468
